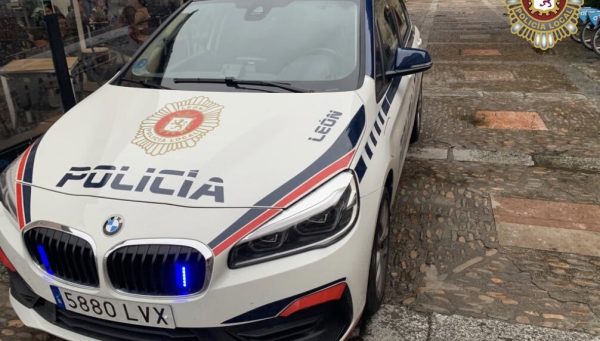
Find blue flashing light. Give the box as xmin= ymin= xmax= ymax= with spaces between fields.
xmin=176 ymin=264 xmax=189 ymax=294
xmin=36 ymin=245 xmax=53 ymax=275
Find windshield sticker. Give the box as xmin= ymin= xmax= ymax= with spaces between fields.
xmin=132 ymin=96 xmax=223 ymax=156
xmin=132 ymin=58 xmax=148 ymax=76
xmin=308 ymin=111 xmax=343 ymax=142
xmin=56 ymin=166 xmax=225 ymax=203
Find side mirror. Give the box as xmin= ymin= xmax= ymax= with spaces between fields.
xmin=386 ymin=48 xmax=432 ymax=77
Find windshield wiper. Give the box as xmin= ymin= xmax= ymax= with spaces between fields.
xmin=173 ymin=77 xmax=312 ymax=93
xmin=119 ymin=78 xmax=172 ymax=90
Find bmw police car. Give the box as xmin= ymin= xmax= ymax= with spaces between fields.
xmin=0 ymin=0 xmax=431 ymax=340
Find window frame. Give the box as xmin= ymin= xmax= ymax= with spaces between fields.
xmin=373 ymin=24 xmax=387 ymax=101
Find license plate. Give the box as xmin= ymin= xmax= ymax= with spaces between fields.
xmin=50 ymin=286 xmax=175 ymax=329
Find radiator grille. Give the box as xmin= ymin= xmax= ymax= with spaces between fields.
xmin=106 ymin=244 xmax=207 ymax=296
xmin=24 ymin=227 xmax=99 ymax=287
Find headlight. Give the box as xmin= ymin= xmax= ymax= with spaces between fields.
xmin=0 ymin=158 xmax=19 ymax=221
xmin=229 ymin=171 xmax=359 ymax=268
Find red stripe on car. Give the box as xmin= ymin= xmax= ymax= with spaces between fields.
xmin=275 ymin=150 xmax=355 ymax=208
xmin=212 ymin=149 xmax=355 ymax=256
xmin=0 ymin=248 xmax=16 ymax=272
xmin=279 ymin=282 xmax=347 ymax=317
xmin=15 ymin=145 xmax=33 ymax=229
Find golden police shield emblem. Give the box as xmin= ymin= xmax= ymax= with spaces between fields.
xmin=506 ymin=0 xmax=583 ymax=50
xmin=132 ymin=96 xmax=223 ymax=156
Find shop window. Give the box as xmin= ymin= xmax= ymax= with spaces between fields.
xmin=0 ymin=0 xmax=184 ymax=168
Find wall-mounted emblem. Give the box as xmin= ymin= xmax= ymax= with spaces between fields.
xmin=132 ymin=96 xmax=223 ymax=156
xmin=104 ymin=216 xmax=123 ymax=236
xmin=506 ymin=0 xmax=582 ymax=50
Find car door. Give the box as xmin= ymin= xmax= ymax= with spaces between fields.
xmin=374 ymin=0 xmax=415 ymax=190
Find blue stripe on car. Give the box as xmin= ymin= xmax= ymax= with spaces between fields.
xmin=355 ymin=157 xmax=368 ymax=181
xmin=369 ymin=132 xmax=377 ymax=146
xmin=355 ymin=75 xmax=405 ymax=182
xmin=381 ymin=97 xmax=390 ymax=114
xmin=365 ymin=143 xmax=373 ymax=159
xmin=374 ymin=121 xmax=381 ymax=135
xmin=208 ymin=107 xmax=366 ymax=249
xmin=386 ymin=77 xmax=401 ymax=103
xmin=355 ymin=24 xmax=418 ymax=182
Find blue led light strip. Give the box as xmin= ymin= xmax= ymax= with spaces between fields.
xmin=181 ymin=266 xmax=187 ymax=288
xmin=36 ymin=245 xmax=53 ymax=275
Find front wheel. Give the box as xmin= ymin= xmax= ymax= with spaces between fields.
xmin=582 ymin=25 xmax=596 ymax=50
xmin=572 ymin=21 xmax=588 ymax=43
xmin=364 ymin=191 xmax=391 ymax=318
xmin=593 ymin=27 xmax=600 ymax=56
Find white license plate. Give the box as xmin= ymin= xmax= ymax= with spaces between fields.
xmin=50 ymin=286 xmax=175 ymax=329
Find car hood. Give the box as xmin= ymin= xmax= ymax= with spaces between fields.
xmin=23 ymin=84 xmax=366 ymax=209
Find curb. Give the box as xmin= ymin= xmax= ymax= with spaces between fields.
xmin=408 ymin=146 xmax=600 ymax=173
xmin=360 ymin=305 xmax=600 ymax=341
xmin=423 ymin=90 xmax=590 ymax=101
xmin=533 ymin=154 xmax=600 ymax=173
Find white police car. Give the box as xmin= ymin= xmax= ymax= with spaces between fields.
xmin=0 ymin=0 xmax=431 ymax=339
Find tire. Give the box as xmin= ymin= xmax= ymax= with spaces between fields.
xmin=410 ymin=80 xmax=423 ymax=144
xmin=593 ymin=27 xmax=600 ymax=56
xmin=582 ymin=25 xmax=596 ymax=50
xmin=572 ymin=21 xmax=588 ymax=43
xmin=364 ymin=191 xmax=391 ymax=318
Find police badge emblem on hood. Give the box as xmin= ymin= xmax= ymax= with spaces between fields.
xmin=22 ymin=85 xmax=366 ymax=209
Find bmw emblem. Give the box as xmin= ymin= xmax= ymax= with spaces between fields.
xmin=104 ymin=216 xmax=123 ymax=236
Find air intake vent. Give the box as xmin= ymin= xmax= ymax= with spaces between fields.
xmin=24 ymin=227 xmax=99 ymax=287
xmin=106 ymin=243 xmax=209 ymax=296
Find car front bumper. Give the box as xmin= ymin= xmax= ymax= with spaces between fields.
xmin=0 ymin=189 xmax=382 ymax=340
xmin=11 ymin=270 xmax=353 ymax=340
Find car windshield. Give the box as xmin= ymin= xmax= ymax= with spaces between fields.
xmin=117 ymin=0 xmax=362 ymax=93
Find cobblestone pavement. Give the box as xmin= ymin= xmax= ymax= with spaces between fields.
xmin=382 ymin=160 xmax=600 ymax=334
xmin=0 ymin=0 xmax=599 ymax=340
xmin=359 ymin=0 xmax=600 ymax=339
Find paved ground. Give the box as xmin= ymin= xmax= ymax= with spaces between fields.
xmin=358 ymin=0 xmax=600 ymax=339
xmin=0 ymin=0 xmax=599 ymax=340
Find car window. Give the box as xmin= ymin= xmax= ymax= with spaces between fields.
xmin=392 ymin=7 xmax=409 ymax=44
xmin=375 ymin=3 xmax=400 ymax=72
xmin=118 ymin=0 xmax=362 ymax=93
xmin=388 ymin=0 xmax=410 ymax=45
